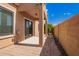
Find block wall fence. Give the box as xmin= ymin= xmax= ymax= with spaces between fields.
xmin=54 ymin=15 xmax=79 ymax=55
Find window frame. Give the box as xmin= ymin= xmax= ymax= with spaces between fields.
xmin=0 ymin=6 xmax=14 ymax=36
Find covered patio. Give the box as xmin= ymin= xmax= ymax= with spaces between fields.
xmin=15 ymin=3 xmax=48 ymax=46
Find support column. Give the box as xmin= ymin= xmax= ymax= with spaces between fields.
xmin=33 ymin=20 xmax=35 ymax=36
xmin=45 ymin=19 xmax=48 ymax=36
xmin=39 ymin=3 xmax=44 ymax=46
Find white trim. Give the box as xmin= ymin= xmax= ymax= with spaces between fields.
xmin=0 ymin=34 xmax=15 ymax=39
xmin=24 ymin=17 xmax=33 ymax=22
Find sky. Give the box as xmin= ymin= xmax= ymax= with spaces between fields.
xmin=46 ymin=3 xmax=79 ymax=25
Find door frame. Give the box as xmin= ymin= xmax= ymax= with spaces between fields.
xmin=24 ymin=18 xmax=33 ymax=38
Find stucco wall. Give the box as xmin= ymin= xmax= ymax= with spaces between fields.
xmin=15 ymin=12 xmax=39 ymax=42
xmin=34 ymin=20 xmax=39 ymax=36
xmin=34 ymin=20 xmax=46 ymax=37
xmin=16 ymin=12 xmax=25 ymax=42
xmin=54 ymin=15 xmax=79 ymax=55
xmin=0 ymin=37 xmax=14 ymax=48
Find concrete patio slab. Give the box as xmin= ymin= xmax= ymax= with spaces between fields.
xmin=19 ymin=36 xmax=39 ymax=45
xmin=0 ymin=45 xmax=42 ymax=56
xmin=19 ymin=36 xmax=46 ymax=45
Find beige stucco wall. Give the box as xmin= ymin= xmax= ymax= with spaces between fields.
xmin=15 ymin=12 xmax=25 ymax=42
xmin=34 ymin=19 xmax=45 ymax=37
xmin=0 ymin=3 xmax=16 ymax=48
xmin=34 ymin=20 xmax=39 ymax=36
xmin=15 ymin=12 xmax=38 ymax=42
xmin=54 ymin=15 xmax=79 ymax=55
xmin=18 ymin=4 xmax=39 ymax=18
xmin=0 ymin=37 xmax=14 ymax=48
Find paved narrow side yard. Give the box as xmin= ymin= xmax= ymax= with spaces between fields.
xmin=40 ymin=35 xmax=67 ymax=56
xmin=0 ymin=35 xmax=67 ymax=56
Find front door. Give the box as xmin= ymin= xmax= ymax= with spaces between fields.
xmin=25 ymin=19 xmax=33 ymax=38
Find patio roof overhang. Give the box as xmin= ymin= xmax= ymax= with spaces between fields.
xmin=14 ymin=3 xmax=47 ymax=20
xmin=20 ymin=11 xmax=39 ymax=20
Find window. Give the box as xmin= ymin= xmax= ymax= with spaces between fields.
xmin=0 ymin=7 xmax=13 ymax=36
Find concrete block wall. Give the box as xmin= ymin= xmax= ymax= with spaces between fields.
xmin=54 ymin=15 xmax=79 ymax=55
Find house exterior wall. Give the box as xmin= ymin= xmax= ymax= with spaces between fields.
xmin=54 ymin=15 xmax=79 ymax=55
xmin=0 ymin=3 xmax=47 ymax=48
xmin=0 ymin=3 xmax=16 ymax=48
xmin=0 ymin=37 xmax=14 ymax=48
xmin=18 ymin=4 xmax=39 ymax=19
xmin=15 ymin=12 xmax=25 ymax=42
xmin=34 ymin=19 xmax=46 ymax=37
xmin=16 ymin=12 xmax=36 ymax=42
xmin=34 ymin=20 xmax=39 ymax=36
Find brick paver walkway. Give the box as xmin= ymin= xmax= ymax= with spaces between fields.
xmin=0 ymin=35 xmax=67 ymax=56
